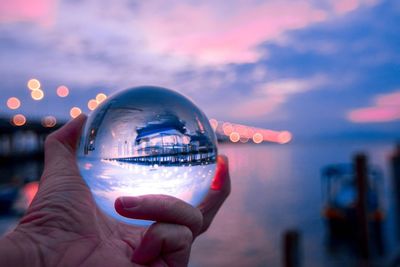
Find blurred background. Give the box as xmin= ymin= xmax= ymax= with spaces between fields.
xmin=1 ymin=0 xmax=400 ymax=266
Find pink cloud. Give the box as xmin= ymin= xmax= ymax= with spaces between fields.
xmin=138 ymin=1 xmax=327 ymax=65
xmin=331 ymin=0 xmax=381 ymax=14
xmin=348 ymin=90 xmax=400 ymax=123
xmin=376 ymin=91 xmax=400 ymax=106
xmin=0 ymin=0 xmax=55 ymax=26
xmin=231 ymin=75 xmax=327 ymax=119
xmin=331 ymin=0 xmax=360 ymax=14
xmin=136 ymin=0 xmax=382 ymax=65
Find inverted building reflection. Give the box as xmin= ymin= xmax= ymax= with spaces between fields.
xmin=111 ymin=116 xmax=216 ymax=166
xmin=84 ymin=110 xmax=216 ymax=166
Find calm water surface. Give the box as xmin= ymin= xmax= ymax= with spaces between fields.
xmin=0 ymin=140 xmax=398 ymax=266
xmin=190 ymin=141 xmax=398 ymax=267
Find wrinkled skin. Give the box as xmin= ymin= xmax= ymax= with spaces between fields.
xmin=0 ymin=115 xmax=231 ymax=267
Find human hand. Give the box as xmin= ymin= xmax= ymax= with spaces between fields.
xmin=0 ymin=115 xmax=230 ymax=267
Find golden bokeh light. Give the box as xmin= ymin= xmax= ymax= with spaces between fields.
xmin=31 ymin=89 xmax=44 ymax=100
xmin=7 ymin=97 xmax=21 ymax=110
xmin=88 ymin=99 xmax=98 ymax=110
xmin=12 ymin=114 xmax=26 ymax=126
xmin=246 ymin=127 xmax=255 ymax=138
xmin=229 ymin=132 xmax=240 ymax=143
xmin=209 ymin=118 xmax=218 ymax=131
xmin=27 ymin=78 xmax=41 ymax=91
xmin=278 ymin=131 xmax=292 ymax=144
xmin=222 ymin=122 xmax=234 ymax=135
xmin=213 ymin=120 xmax=292 ymax=145
xmin=41 ymin=116 xmax=57 ymax=128
xmin=56 ymin=85 xmax=69 ymax=97
xmin=70 ymin=107 xmax=82 ymax=118
xmin=252 ymin=133 xmax=263 ymax=144
xmin=96 ymin=93 xmax=107 ymax=103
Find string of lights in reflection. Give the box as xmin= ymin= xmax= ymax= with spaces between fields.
xmin=3 ymin=78 xmax=292 ymax=144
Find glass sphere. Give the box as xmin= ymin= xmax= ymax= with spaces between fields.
xmin=77 ymin=86 xmax=218 ymax=225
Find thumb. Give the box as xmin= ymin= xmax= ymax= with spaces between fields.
xmin=42 ymin=114 xmax=87 ymax=179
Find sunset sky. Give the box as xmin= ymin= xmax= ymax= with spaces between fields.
xmin=0 ymin=0 xmax=399 ymax=140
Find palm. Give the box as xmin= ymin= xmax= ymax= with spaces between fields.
xmin=13 ymin=151 xmax=143 ymax=266
xmin=2 ymin=116 xmax=230 ymax=267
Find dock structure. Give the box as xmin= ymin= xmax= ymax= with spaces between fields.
xmin=0 ymin=117 xmax=63 ymax=162
xmin=107 ymin=148 xmax=216 ymax=166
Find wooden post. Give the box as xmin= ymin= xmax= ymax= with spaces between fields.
xmin=391 ymin=144 xmax=400 ymax=242
xmin=354 ymin=153 xmax=369 ymax=259
xmin=392 ymin=144 xmax=400 ymax=198
xmin=283 ymin=230 xmax=301 ymax=267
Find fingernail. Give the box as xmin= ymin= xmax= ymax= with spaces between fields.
xmin=120 ymin=197 xmax=140 ymax=209
xmin=211 ymin=174 xmax=223 ymax=190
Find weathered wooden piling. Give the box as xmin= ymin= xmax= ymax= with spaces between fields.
xmin=283 ymin=230 xmax=301 ymax=267
xmin=355 ymin=153 xmax=370 ymax=259
xmin=391 ymin=144 xmax=400 ymax=242
xmin=392 ymin=144 xmax=400 ymax=199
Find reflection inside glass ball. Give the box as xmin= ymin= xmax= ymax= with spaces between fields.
xmin=77 ymin=86 xmax=217 ymax=225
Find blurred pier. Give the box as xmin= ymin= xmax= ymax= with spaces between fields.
xmin=0 ymin=117 xmax=63 ymax=164
xmin=0 ymin=117 xmax=62 ymax=219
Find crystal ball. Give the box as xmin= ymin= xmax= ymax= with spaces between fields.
xmin=77 ymin=86 xmax=218 ymax=225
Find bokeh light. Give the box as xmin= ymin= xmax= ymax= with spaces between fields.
xmin=56 ymin=85 xmax=69 ymax=97
xmin=31 ymin=89 xmax=44 ymax=100
xmin=6 ymin=97 xmax=21 ymax=110
xmin=70 ymin=107 xmax=82 ymax=118
xmin=209 ymin=118 xmax=218 ymax=131
xmin=96 ymin=93 xmax=107 ymax=103
xmin=12 ymin=114 xmax=26 ymax=126
xmin=41 ymin=116 xmax=57 ymax=128
xmin=278 ymin=131 xmax=292 ymax=144
xmin=88 ymin=99 xmax=98 ymax=110
xmin=252 ymin=133 xmax=263 ymax=144
xmin=223 ymin=122 xmax=234 ymax=135
xmin=246 ymin=127 xmax=255 ymax=138
xmin=27 ymin=78 xmax=41 ymax=91
xmin=229 ymin=132 xmax=240 ymax=142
